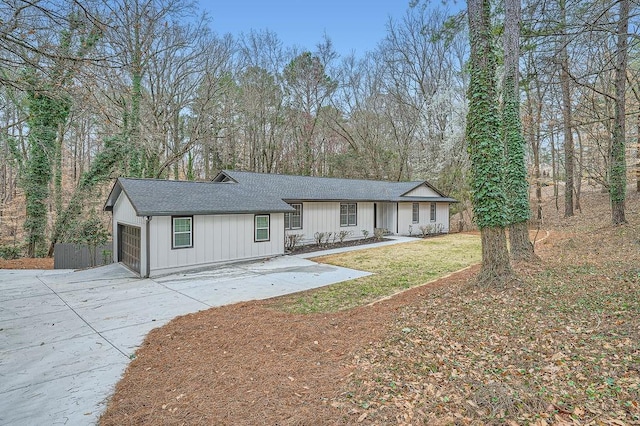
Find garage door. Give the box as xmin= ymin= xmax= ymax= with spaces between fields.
xmin=118 ymin=224 xmax=141 ymax=274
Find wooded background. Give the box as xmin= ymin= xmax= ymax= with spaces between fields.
xmin=1 ymin=0 xmax=638 ymax=257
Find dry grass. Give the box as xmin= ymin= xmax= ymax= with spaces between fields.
xmin=271 ymin=233 xmax=481 ymax=313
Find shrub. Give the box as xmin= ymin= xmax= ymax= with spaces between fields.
xmin=0 ymin=244 xmax=22 ymax=260
xmin=314 ymin=232 xmax=326 ymax=246
xmin=361 ymin=230 xmax=370 ymax=239
xmin=337 ymin=230 xmax=352 ymax=243
xmin=102 ymin=249 xmax=113 ymax=265
xmin=69 ymin=211 xmax=110 ymax=266
xmin=374 ymin=228 xmax=385 ymax=240
xmin=419 ymin=224 xmax=436 ymax=237
xmin=408 ymin=225 xmax=413 ymax=236
xmin=285 ymin=234 xmax=304 ymax=251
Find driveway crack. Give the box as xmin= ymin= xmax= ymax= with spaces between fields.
xmin=36 ymin=276 xmax=131 ymax=360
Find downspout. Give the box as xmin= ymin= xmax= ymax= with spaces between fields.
xmin=144 ymin=216 xmax=152 ymax=278
xmin=396 ymin=203 xmax=399 ymax=234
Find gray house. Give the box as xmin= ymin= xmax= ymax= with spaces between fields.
xmin=104 ymin=171 xmax=456 ymax=277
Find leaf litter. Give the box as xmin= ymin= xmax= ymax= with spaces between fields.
xmin=100 ymin=187 xmax=640 ymax=425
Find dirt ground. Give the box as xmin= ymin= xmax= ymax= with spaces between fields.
xmin=0 ymin=257 xmax=53 ymax=269
xmin=99 ymin=186 xmax=640 ymax=425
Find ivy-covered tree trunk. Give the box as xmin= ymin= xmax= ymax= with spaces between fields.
xmin=47 ymin=136 xmax=127 ymax=257
xmin=503 ymin=0 xmax=535 ymax=260
xmin=24 ymin=90 xmax=70 ymax=257
xmin=610 ymin=0 xmax=628 ymax=225
xmin=466 ymin=0 xmax=513 ymax=284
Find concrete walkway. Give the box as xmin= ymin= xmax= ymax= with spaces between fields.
xmin=1 ymin=239 xmax=418 ymax=426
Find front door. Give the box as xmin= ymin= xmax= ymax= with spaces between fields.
xmin=373 ymin=203 xmax=378 ymax=229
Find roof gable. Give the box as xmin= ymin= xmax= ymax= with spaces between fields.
xmin=401 ymin=182 xmax=445 ymax=198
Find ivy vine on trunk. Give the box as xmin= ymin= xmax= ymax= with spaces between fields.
xmin=502 ymin=0 xmax=536 ymax=261
xmin=466 ymin=0 xmax=513 ymax=285
xmin=23 ymin=85 xmax=71 ymax=257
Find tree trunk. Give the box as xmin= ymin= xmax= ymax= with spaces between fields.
xmin=559 ymin=0 xmax=575 ymax=217
xmin=637 ymin=112 xmax=640 ymax=192
xmin=503 ymin=0 xmax=535 ymax=261
xmin=534 ymin=126 xmax=542 ymax=221
xmin=637 ymin=111 xmax=640 ymax=192
xmin=575 ymin=128 xmax=583 ymax=212
xmin=550 ymin=126 xmax=559 ymax=211
xmin=478 ymin=227 xmax=513 ymax=286
xmin=610 ymin=0 xmax=628 ymax=225
xmin=466 ymin=0 xmax=513 ymax=284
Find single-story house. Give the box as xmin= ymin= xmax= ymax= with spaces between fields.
xmin=104 ymin=170 xmax=456 ymax=277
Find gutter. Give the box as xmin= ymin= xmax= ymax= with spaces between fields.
xmin=144 ymin=216 xmax=152 ymax=278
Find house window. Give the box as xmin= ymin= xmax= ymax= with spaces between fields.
xmin=430 ymin=203 xmax=437 ymax=222
xmin=412 ymin=203 xmax=419 ymax=223
xmin=255 ymin=214 xmax=270 ymax=242
xmin=340 ymin=203 xmax=357 ymax=227
xmin=284 ymin=203 xmax=302 ymax=230
xmin=172 ymin=216 xmax=193 ymax=249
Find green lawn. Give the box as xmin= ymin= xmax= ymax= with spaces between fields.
xmin=271 ymin=233 xmax=482 ymax=313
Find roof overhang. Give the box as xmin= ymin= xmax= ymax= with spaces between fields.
xmin=104 ymin=179 xmax=123 ymax=212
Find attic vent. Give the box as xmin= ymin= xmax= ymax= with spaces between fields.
xmin=212 ymin=173 xmax=237 ymax=183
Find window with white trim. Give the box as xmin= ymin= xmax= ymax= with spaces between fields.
xmin=340 ymin=203 xmax=357 ymax=226
xmin=412 ymin=203 xmax=419 ymax=223
xmin=255 ymin=214 xmax=270 ymax=242
xmin=430 ymin=203 xmax=436 ymax=222
xmin=172 ymin=216 xmax=193 ymax=249
xmin=284 ymin=203 xmax=302 ymax=230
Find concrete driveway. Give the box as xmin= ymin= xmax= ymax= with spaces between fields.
xmin=0 ymin=255 xmax=371 ymax=425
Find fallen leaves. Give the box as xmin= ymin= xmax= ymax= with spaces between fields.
xmin=336 ymin=191 xmax=640 ymax=424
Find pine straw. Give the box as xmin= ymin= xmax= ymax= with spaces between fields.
xmin=99 ymin=270 xmax=473 ymax=425
xmin=100 ymin=187 xmax=640 ymax=425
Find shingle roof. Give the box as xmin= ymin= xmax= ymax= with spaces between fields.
xmin=104 ymin=178 xmax=295 ymax=216
xmin=215 ymin=170 xmax=456 ymax=203
xmin=105 ymin=172 xmax=456 ymax=217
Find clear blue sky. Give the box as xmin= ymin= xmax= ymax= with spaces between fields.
xmin=198 ymin=1 xmax=415 ymax=57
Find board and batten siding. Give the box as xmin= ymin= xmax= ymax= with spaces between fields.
xmin=111 ymin=192 xmax=147 ymax=272
xmin=148 ymin=213 xmax=285 ymax=275
xmin=289 ymin=202 xmax=374 ymax=245
xmin=403 ymin=184 xmax=441 ymax=197
xmin=397 ymin=202 xmax=450 ymax=236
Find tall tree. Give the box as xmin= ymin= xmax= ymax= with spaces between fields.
xmin=503 ymin=0 xmax=535 ymax=260
xmin=101 ymin=0 xmax=198 ymax=177
xmin=610 ymin=0 xmax=629 ymax=225
xmin=466 ymin=0 xmax=513 ymax=283
xmin=22 ymin=9 xmax=99 ymax=257
xmin=558 ymin=0 xmax=576 ymax=217
xmin=283 ymin=49 xmax=337 ymax=175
